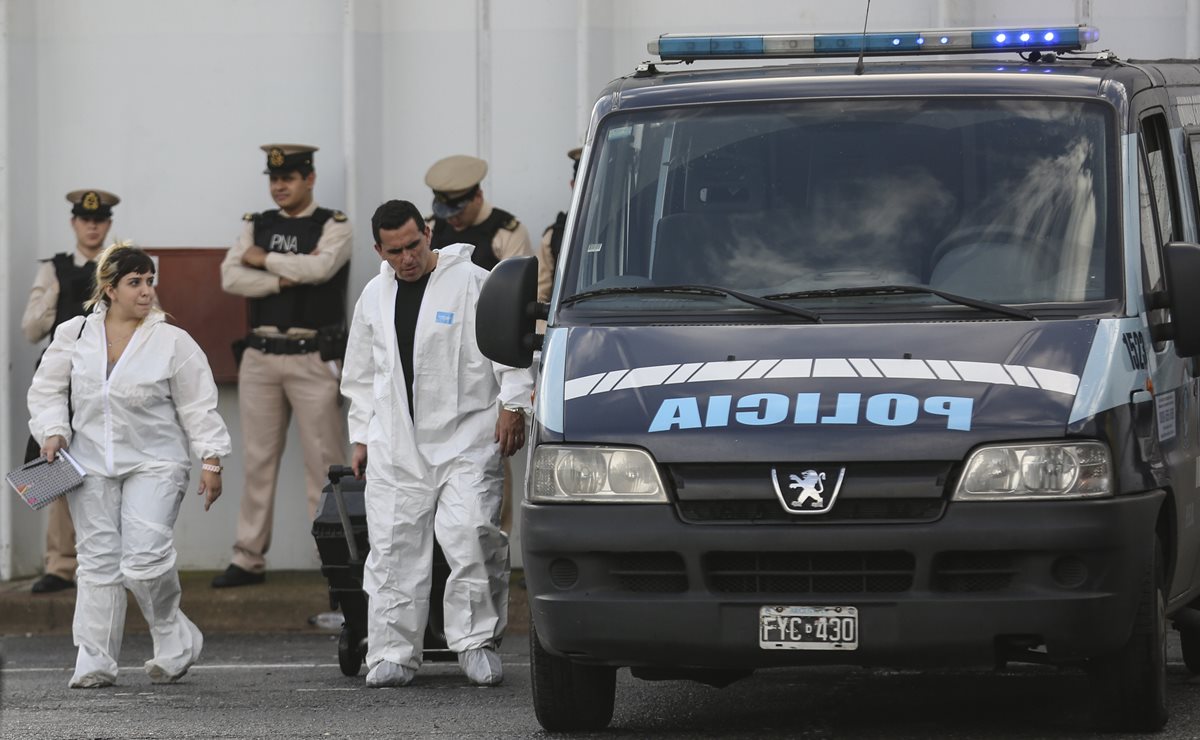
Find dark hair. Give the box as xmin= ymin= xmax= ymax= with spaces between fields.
xmin=85 ymin=242 xmax=156 ymax=310
xmin=371 ymin=200 xmax=426 ymax=245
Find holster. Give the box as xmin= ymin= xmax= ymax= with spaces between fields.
xmin=231 ymin=338 xmax=248 ymax=368
xmin=317 ymin=324 xmax=348 ymax=362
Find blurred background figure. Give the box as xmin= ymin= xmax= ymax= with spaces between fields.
xmin=537 ymin=146 xmax=581 ymax=303
xmin=20 ymin=188 xmax=120 ymax=594
xmin=214 ymin=144 xmax=352 ymax=588
xmin=425 ymin=154 xmax=532 ymax=269
xmin=424 ymin=154 xmax=533 ymax=536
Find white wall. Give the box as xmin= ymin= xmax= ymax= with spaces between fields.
xmin=0 ymin=0 xmax=39 ymax=578
xmin=3 ymin=0 xmax=348 ymax=576
xmin=3 ymin=0 xmax=1197 ymax=578
xmin=30 ymin=0 xmax=348 ymax=247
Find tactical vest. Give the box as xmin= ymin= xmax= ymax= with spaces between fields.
xmin=430 ymin=207 xmax=517 ymax=271
xmin=547 ymin=211 xmax=568 ymax=262
xmin=50 ymin=253 xmax=97 ymax=333
xmin=249 ymin=208 xmax=348 ymax=331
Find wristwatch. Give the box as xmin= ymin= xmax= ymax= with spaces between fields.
xmin=502 ymin=404 xmax=530 ymax=418
xmin=202 ymin=462 xmax=223 ymax=474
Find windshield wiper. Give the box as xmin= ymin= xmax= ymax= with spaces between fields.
xmin=764 ymin=284 xmax=1037 ymax=321
xmin=561 ymin=284 xmax=822 ymax=322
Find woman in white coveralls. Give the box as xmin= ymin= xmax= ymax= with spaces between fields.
xmin=27 ymin=242 xmax=231 ymax=688
xmin=341 ymin=200 xmax=533 ymax=688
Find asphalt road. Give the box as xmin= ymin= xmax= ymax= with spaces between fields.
xmin=3 ymin=630 xmax=1200 ymax=739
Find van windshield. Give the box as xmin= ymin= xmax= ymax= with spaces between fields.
xmin=563 ymin=98 xmax=1118 ymax=314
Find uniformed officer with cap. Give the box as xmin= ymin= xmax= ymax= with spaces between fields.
xmin=215 ymin=144 xmax=352 ymax=588
xmin=20 ymin=188 xmax=120 ymax=593
xmin=425 ymin=154 xmax=533 ymax=268
xmin=425 ymin=155 xmax=533 ymax=536
xmin=537 ymin=147 xmax=582 ymax=303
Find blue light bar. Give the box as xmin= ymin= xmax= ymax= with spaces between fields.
xmin=649 ymin=25 xmax=1099 ymax=61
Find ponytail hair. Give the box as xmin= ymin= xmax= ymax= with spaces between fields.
xmin=84 ymin=240 xmax=156 ymax=311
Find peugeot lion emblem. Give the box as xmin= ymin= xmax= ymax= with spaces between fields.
xmin=771 ymin=467 xmax=845 ymax=515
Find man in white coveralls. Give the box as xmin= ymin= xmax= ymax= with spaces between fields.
xmin=341 ymin=199 xmax=533 ymax=688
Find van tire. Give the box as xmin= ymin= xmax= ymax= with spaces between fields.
xmin=530 ymin=621 xmax=616 ymax=731
xmin=1089 ymin=537 xmax=1168 ymax=732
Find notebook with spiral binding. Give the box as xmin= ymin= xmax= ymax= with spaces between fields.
xmin=6 ymin=450 xmax=86 ymax=510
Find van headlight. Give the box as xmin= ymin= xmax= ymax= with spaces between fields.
xmin=531 ymin=446 xmax=669 ymax=503
xmin=952 ymin=441 xmax=1112 ymax=501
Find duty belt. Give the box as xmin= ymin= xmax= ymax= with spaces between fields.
xmin=246 ymin=334 xmax=318 ymax=355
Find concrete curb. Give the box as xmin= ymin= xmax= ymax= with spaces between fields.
xmin=0 ymin=570 xmax=529 ymax=636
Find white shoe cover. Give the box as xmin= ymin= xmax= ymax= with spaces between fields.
xmin=365 ymin=660 xmax=415 ymax=688
xmin=145 ymin=617 xmax=203 ymax=683
xmin=70 ymin=584 xmax=126 ymax=685
xmin=128 ymin=574 xmax=204 ymax=683
xmin=69 ymin=671 xmax=115 ymax=689
xmin=458 ymin=647 xmax=503 ymax=686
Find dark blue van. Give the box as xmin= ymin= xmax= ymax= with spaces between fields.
xmin=478 ymin=25 xmax=1200 ymax=733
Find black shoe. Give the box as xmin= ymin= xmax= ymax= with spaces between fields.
xmin=31 ymin=574 xmax=75 ymax=594
xmin=211 ymin=565 xmax=265 ymax=588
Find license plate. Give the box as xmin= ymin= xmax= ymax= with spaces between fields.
xmin=759 ymin=605 xmax=858 ymax=650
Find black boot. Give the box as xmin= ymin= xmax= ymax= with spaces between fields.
xmin=31 ymin=574 xmax=75 ymax=593
xmin=211 ymin=564 xmax=265 ymax=588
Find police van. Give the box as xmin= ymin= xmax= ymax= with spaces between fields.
xmin=477 ymin=25 xmax=1200 ymax=732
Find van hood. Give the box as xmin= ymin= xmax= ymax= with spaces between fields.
xmin=551 ymin=320 xmax=1107 ymax=463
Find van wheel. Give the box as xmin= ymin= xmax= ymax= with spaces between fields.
xmin=1089 ymin=537 xmax=1168 ymax=732
xmin=529 ymin=621 xmax=616 ymax=731
xmin=338 ymin=625 xmax=364 ymax=677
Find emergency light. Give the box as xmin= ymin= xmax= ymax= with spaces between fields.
xmin=649 ymin=25 xmax=1099 ymax=61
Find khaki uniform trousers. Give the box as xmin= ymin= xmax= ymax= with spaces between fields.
xmin=45 ymin=496 xmax=78 ymax=580
xmin=26 ymin=435 xmax=78 ymax=581
xmin=232 ymin=347 xmax=346 ymax=573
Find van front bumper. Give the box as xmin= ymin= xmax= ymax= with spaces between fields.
xmin=521 ymin=492 xmax=1163 ymax=669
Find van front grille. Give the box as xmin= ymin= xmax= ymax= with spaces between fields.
xmin=705 ymin=551 xmax=915 ymax=594
xmin=933 ymin=551 xmax=1018 ymax=592
xmin=677 ymin=498 xmax=943 ymax=523
xmin=611 ymin=552 xmax=688 ymax=593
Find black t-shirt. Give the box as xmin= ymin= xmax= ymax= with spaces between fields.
xmin=393 ymin=271 xmax=432 ymax=418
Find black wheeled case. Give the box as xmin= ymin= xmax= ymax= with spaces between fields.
xmin=312 ymin=465 xmax=452 ymax=676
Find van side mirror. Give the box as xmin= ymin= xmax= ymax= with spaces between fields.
xmin=1162 ymin=242 xmax=1200 ymax=357
xmin=476 ymin=256 xmax=546 ymax=368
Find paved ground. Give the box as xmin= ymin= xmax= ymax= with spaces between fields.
xmin=4 ymin=576 xmax=1200 ymax=738
xmin=4 ymin=631 xmax=1200 ymax=739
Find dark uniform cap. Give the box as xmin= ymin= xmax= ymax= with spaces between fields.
xmin=66 ymin=189 xmax=120 ymax=219
xmin=425 ymin=155 xmax=488 ymax=219
xmin=261 ymin=143 xmax=318 ymax=175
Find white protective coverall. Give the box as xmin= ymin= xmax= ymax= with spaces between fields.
xmin=341 ymin=243 xmax=534 ymax=674
xmin=28 ymin=306 xmax=232 ymax=686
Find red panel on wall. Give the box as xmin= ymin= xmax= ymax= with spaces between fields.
xmin=145 ymin=248 xmax=245 ymax=383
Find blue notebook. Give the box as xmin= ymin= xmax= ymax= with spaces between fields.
xmin=6 ymin=450 xmax=86 ymax=510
